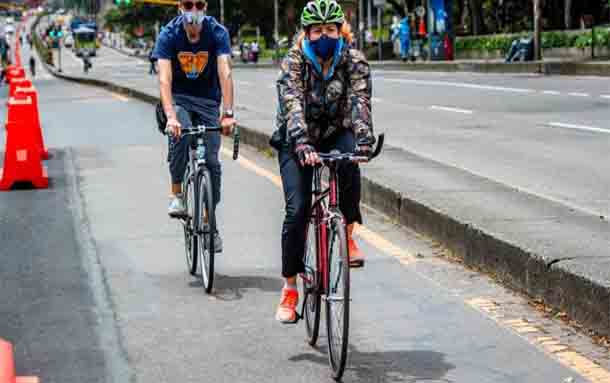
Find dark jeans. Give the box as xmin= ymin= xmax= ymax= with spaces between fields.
xmin=168 ymin=105 xmax=222 ymax=207
xmin=278 ymin=129 xmax=362 ymax=278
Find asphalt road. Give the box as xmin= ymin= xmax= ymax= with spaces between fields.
xmin=1 ymin=43 xmax=609 ymax=382
xmin=49 ymin=43 xmax=610 ymax=220
xmin=231 ymin=68 xmax=610 ymax=220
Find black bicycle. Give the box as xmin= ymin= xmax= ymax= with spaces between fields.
xmin=298 ymin=134 xmax=384 ymax=380
xmin=178 ymin=124 xmax=240 ymax=294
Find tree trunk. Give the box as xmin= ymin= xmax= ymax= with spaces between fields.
xmin=469 ymin=0 xmax=485 ymax=35
xmin=534 ymin=0 xmax=542 ymax=60
xmin=564 ymin=0 xmax=572 ymax=29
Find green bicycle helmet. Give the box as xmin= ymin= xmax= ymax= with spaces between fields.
xmin=301 ymin=0 xmax=345 ymax=27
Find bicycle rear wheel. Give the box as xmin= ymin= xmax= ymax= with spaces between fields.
xmin=183 ymin=170 xmax=198 ymax=276
xmin=325 ymin=216 xmax=350 ymax=380
xmin=197 ymin=169 xmax=216 ymax=294
xmin=302 ymin=217 xmax=321 ymax=346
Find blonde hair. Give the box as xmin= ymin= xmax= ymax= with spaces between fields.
xmin=294 ymin=22 xmax=353 ymax=49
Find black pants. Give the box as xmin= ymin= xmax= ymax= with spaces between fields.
xmin=279 ymin=129 xmax=362 ymax=278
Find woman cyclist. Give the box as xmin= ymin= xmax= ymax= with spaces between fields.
xmin=271 ymin=0 xmax=375 ymax=323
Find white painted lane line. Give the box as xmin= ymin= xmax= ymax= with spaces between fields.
xmin=383 ymin=78 xmax=535 ymax=94
xmin=541 ymin=90 xmax=561 ymax=95
xmin=548 ymin=122 xmax=610 ymax=134
xmin=567 ymin=92 xmax=590 ymax=97
xmin=236 ymin=80 xmax=254 ymax=86
xmin=372 ymin=97 xmax=383 ymax=103
xmin=430 ymin=105 xmax=474 ymax=115
xmin=600 ymin=95 xmax=610 ymax=99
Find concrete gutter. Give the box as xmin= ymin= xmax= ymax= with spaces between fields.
xmin=35 ymin=25 xmax=610 ymax=338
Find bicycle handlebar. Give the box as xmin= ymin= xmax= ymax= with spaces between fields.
xmin=232 ymin=125 xmax=240 ymax=160
xmin=175 ymin=125 xmax=222 ymax=135
xmin=318 ymin=133 xmax=385 ymax=163
xmin=166 ymin=124 xmax=240 ymax=160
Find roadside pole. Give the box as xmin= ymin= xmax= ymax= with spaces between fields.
xmin=533 ymin=0 xmax=542 ymax=61
xmin=373 ymin=0 xmax=385 ymax=61
xmin=274 ymin=0 xmax=279 ymax=63
xmin=220 ymin=0 xmax=224 ymax=24
xmin=58 ymin=37 xmax=62 ymax=72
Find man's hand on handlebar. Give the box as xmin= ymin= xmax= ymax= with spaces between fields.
xmin=220 ymin=116 xmax=237 ymax=136
xmin=166 ymin=117 xmax=182 ymax=138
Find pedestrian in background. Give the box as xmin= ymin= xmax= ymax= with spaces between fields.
xmin=250 ymin=41 xmax=259 ymax=63
xmin=395 ymin=15 xmax=411 ymax=61
xmin=148 ymin=49 xmax=157 ymax=75
xmin=29 ymin=56 xmax=36 ymax=77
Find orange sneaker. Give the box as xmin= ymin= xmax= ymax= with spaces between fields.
xmin=347 ymin=224 xmax=365 ymax=268
xmin=275 ymin=287 xmax=299 ymax=323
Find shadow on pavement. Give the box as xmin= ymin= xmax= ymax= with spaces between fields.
xmin=289 ymin=344 xmax=455 ymax=382
xmin=189 ymin=273 xmax=283 ymax=301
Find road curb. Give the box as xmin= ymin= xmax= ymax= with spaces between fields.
xmin=371 ymin=61 xmax=610 ymax=76
xmin=36 ymin=40 xmax=610 ymax=337
xmin=99 ymin=40 xmax=610 ymax=76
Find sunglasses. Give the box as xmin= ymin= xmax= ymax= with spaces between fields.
xmin=182 ymin=1 xmax=205 ymax=10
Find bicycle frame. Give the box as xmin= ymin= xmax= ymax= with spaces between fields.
xmin=310 ymin=161 xmax=342 ymax=295
xmin=298 ymin=133 xmax=385 ymax=321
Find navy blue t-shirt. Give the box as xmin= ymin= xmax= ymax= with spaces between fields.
xmin=153 ymin=15 xmax=231 ymax=106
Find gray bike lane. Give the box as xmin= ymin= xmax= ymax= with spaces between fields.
xmin=76 ymin=133 xmax=591 ymax=383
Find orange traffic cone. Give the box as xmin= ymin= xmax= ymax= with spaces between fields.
xmin=5 ymin=67 xmax=25 ymax=83
xmin=0 ymin=94 xmax=49 ymax=190
xmin=0 ymin=338 xmax=39 ymax=383
xmin=9 ymin=78 xmax=32 ymax=100
xmin=14 ymin=86 xmax=48 ymax=160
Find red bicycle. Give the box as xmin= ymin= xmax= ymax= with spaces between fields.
xmin=297 ymin=134 xmax=384 ymax=380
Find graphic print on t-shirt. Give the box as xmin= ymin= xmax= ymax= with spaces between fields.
xmin=178 ymin=51 xmax=209 ymax=79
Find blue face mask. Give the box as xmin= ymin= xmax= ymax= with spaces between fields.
xmin=309 ymin=35 xmax=339 ymax=60
xmin=182 ymin=9 xmax=205 ymax=25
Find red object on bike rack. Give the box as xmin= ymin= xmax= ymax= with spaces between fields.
xmin=15 ymin=86 xmax=48 ymax=160
xmin=0 ymin=338 xmax=40 ymax=383
xmin=0 ymin=94 xmax=49 ymax=190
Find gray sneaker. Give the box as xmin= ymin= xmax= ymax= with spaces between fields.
xmin=168 ymin=194 xmax=186 ymax=218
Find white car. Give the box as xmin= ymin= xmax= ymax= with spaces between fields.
xmin=4 ymin=24 xmax=15 ymax=35
xmin=63 ymin=34 xmax=73 ymax=48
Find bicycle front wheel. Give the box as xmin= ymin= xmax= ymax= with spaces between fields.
xmin=183 ymin=169 xmax=198 ymax=276
xmin=302 ymin=217 xmax=321 ymax=346
xmin=197 ymin=169 xmax=216 ymax=294
xmin=325 ymin=216 xmax=350 ymax=380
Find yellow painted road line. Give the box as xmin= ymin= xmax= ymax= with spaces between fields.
xmin=220 ymin=148 xmax=416 ymax=263
xmin=468 ymin=298 xmax=610 ymax=383
xmin=222 ymin=147 xmax=610 ymax=383
xmin=110 ymin=92 xmax=129 ymax=102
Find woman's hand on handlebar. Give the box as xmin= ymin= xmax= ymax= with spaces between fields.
xmin=295 ymin=144 xmax=321 ymax=167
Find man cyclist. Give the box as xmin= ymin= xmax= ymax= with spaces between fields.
xmin=270 ymin=0 xmax=375 ymax=323
xmin=153 ymin=0 xmax=236 ymax=252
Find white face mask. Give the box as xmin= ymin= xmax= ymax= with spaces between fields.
xmin=181 ymin=9 xmax=205 ymax=25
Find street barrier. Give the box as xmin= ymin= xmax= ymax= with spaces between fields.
xmin=0 ymin=338 xmax=39 ymax=383
xmin=0 ymin=94 xmax=49 ymax=190
xmin=14 ymin=86 xmax=48 ymax=160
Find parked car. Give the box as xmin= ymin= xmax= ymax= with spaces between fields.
xmin=63 ymin=34 xmax=73 ymax=48
xmin=4 ymin=24 xmax=14 ymax=35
